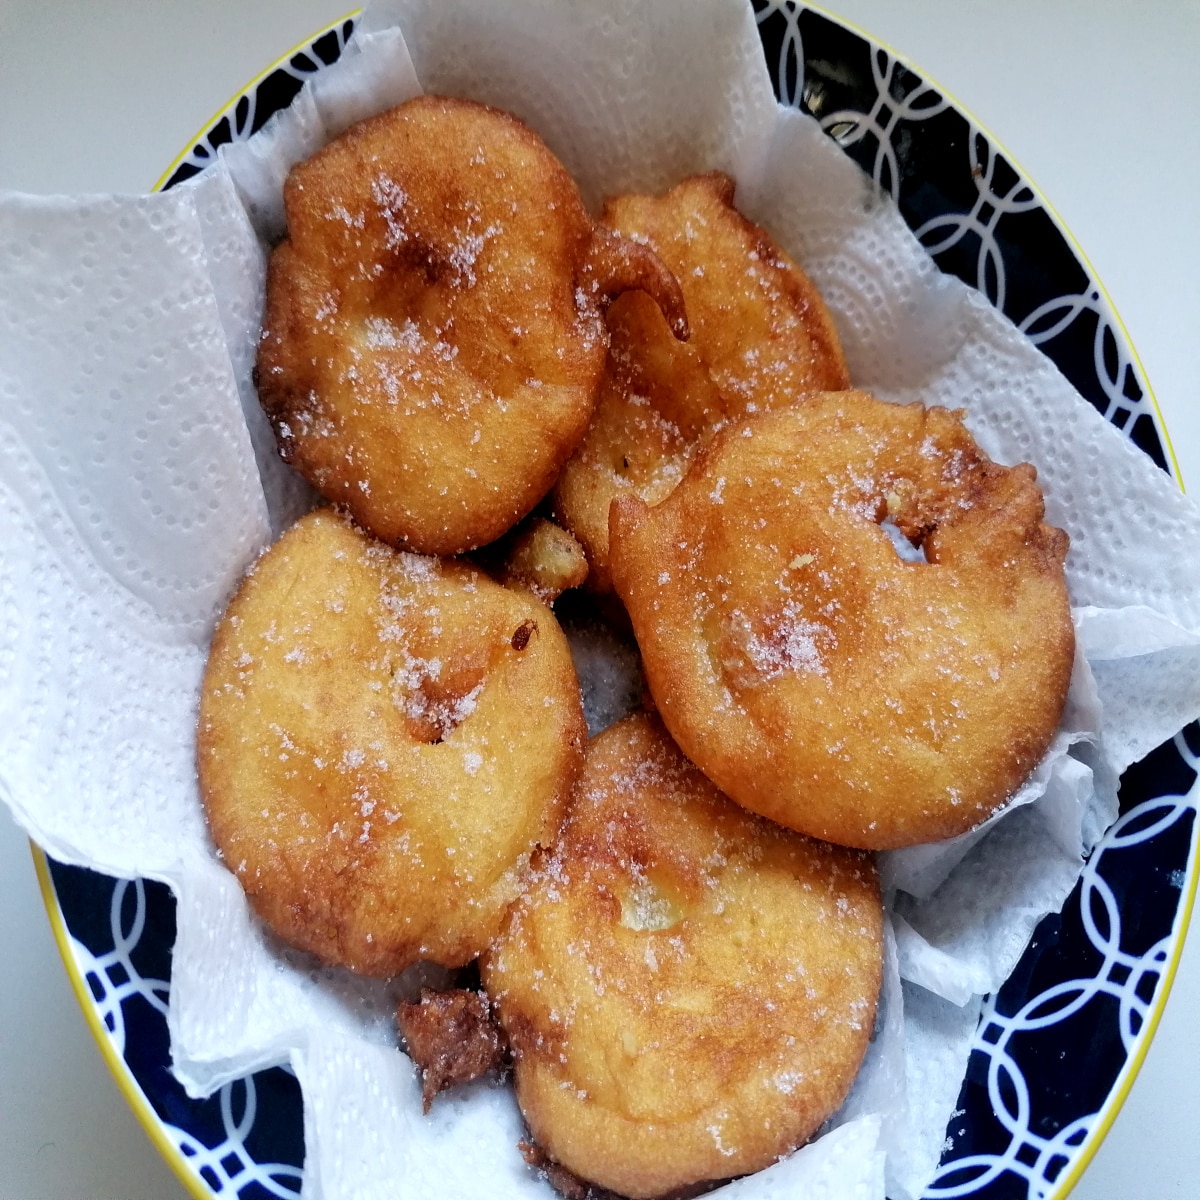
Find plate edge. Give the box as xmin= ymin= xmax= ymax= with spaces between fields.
xmin=150 ymin=7 xmax=361 ymax=194
xmin=1049 ymin=802 xmax=1200 ymax=1199
xmin=30 ymin=844 xmax=213 ymax=1200
xmin=802 ymin=0 xmax=1186 ymax=495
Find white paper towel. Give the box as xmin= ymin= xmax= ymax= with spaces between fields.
xmin=3 ymin=2 xmax=1200 ymax=1199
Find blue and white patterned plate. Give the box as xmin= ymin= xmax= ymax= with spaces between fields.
xmin=37 ymin=6 xmax=1199 ymax=1199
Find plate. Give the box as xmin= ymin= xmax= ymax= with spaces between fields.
xmin=35 ymin=5 xmax=1199 ymax=1198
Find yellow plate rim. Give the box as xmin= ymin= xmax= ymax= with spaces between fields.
xmin=33 ymin=13 xmax=358 ymax=1196
xmin=152 ymin=9 xmax=360 ymax=194
xmin=32 ymin=846 xmax=214 ymax=1200
xmin=806 ymin=7 xmax=1196 ymax=1193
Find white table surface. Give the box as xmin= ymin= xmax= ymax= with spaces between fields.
xmin=0 ymin=2 xmax=1197 ymax=1198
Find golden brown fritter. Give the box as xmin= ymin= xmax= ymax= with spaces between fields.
xmin=197 ymin=508 xmax=586 ymax=976
xmin=256 ymin=95 xmax=686 ymax=556
xmin=554 ymin=172 xmax=848 ymax=590
xmin=484 ymin=714 xmax=883 ymax=1199
xmin=609 ymin=392 xmax=1074 ymax=851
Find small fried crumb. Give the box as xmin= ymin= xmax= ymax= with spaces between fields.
xmin=501 ymin=517 xmax=590 ymax=604
xmin=501 ymin=518 xmax=590 ymax=604
xmin=396 ymin=987 xmax=509 ymax=1111
xmin=512 ymin=618 xmax=539 ymax=651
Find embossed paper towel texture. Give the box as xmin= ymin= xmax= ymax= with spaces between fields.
xmin=4 ymin=2 xmax=1200 ymax=1199
xmin=0 ymin=187 xmax=268 ymax=873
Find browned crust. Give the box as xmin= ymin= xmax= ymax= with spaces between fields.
xmin=397 ymin=987 xmax=509 ymax=1111
xmin=256 ymin=96 xmax=602 ymax=555
xmin=197 ymin=509 xmax=587 ymax=975
xmin=518 ymin=1139 xmax=624 ymax=1200
xmin=485 ymin=713 xmax=883 ymax=1197
xmin=580 ymin=229 xmax=690 ymax=343
xmin=518 ymin=1140 xmax=723 ymax=1200
xmin=256 ymin=96 xmax=690 ymax=557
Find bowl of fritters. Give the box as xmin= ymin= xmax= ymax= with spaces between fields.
xmin=18 ymin=4 xmax=1198 ymax=1200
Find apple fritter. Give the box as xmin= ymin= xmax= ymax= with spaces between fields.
xmin=610 ymin=391 xmax=1074 ymax=850
xmin=257 ymin=96 xmax=686 ymax=556
xmin=554 ymin=171 xmax=848 ymax=590
xmin=484 ymin=713 xmax=883 ymax=1199
xmin=197 ymin=508 xmax=586 ymax=975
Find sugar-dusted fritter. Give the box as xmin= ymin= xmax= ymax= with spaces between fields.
xmin=484 ymin=713 xmax=883 ymax=1199
xmin=257 ymin=95 xmax=687 ymax=556
xmin=610 ymin=392 xmax=1074 ymax=851
xmin=554 ymin=171 xmax=848 ymax=590
xmin=197 ymin=508 xmax=586 ymax=976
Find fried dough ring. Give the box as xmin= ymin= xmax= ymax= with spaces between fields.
xmin=484 ymin=713 xmax=882 ymax=1199
xmin=197 ymin=508 xmax=586 ymax=976
xmin=609 ymin=392 xmax=1074 ymax=851
xmin=554 ymin=172 xmax=848 ymax=590
xmin=257 ymin=96 xmax=686 ymax=556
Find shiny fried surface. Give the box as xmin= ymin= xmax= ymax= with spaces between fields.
xmin=610 ymin=392 xmax=1074 ymax=850
xmin=555 ymin=172 xmax=849 ymax=590
xmin=197 ymin=508 xmax=586 ymax=975
xmin=484 ymin=714 xmax=883 ymax=1198
xmin=257 ymin=95 xmax=610 ymax=555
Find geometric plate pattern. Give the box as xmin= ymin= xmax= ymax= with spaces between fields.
xmin=46 ymin=862 xmax=304 ymax=1198
xmin=927 ymin=729 xmax=1197 ymax=1198
xmin=753 ymin=1 xmax=1168 ymax=470
xmin=43 ymin=6 xmax=1197 ymax=1199
xmin=159 ymin=18 xmax=356 ymax=191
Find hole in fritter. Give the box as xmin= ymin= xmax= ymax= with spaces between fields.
xmin=393 ymin=655 xmax=486 ymax=745
xmin=879 ymin=515 xmax=928 ymax=563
